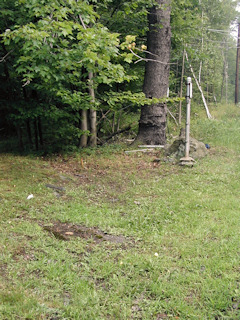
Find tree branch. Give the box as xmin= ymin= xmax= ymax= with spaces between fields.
xmin=22 ymin=80 xmax=30 ymax=87
xmin=130 ymin=49 xmax=176 ymax=65
xmin=79 ymin=14 xmax=87 ymax=30
xmin=185 ymin=51 xmax=212 ymax=119
xmin=104 ymin=125 xmax=131 ymax=142
xmin=167 ymin=107 xmax=178 ymax=126
xmin=0 ymin=50 xmax=13 ymax=63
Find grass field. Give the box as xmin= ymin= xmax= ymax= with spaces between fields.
xmin=1 ymin=104 xmax=240 ymax=319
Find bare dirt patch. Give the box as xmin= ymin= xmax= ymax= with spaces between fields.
xmin=46 ymin=152 xmax=163 ymax=180
xmin=12 ymin=245 xmax=37 ymax=262
xmin=40 ymin=151 xmax=181 ymax=206
xmin=0 ymin=263 xmax=8 ymax=279
xmin=42 ymin=221 xmax=127 ymax=244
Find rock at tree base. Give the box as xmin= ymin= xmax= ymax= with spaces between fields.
xmin=165 ymin=129 xmax=208 ymax=160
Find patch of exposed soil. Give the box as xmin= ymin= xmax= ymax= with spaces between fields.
xmin=41 ymin=152 xmax=180 ymax=206
xmin=156 ymin=314 xmax=169 ymax=319
xmin=46 ymin=152 xmax=163 ymax=181
xmin=0 ymin=263 xmax=8 ymax=278
xmin=42 ymin=221 xmax=127 ymax=244
xmin=12 ymin=246 xmax=36 ymax=262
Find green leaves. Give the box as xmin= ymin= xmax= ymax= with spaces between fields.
xmin=0 ymin=0 xmax=144 ymax=149
xmin=2 ymin=0 xmax=130 ymax=93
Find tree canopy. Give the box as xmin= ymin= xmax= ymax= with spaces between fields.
xmin=0 ymin=0 xmax=238 ymax=152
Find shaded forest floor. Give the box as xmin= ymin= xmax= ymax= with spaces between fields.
xmin=1 ymin=104 xmax=240 ymax=319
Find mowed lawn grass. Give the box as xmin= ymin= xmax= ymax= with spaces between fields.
xmin=1 ymin=104 xmax=240 ymax=319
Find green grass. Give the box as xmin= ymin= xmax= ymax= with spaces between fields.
xmin=1 ymin=104 xmax=240 ymax=319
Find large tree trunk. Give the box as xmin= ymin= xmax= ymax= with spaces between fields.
xmin=137 ymin=0 xmax=171 ymax=145
xmin=79 ymin=109 xmax=88 ymax=147
xmin=88 ymin=72 xmax=97 ymax=147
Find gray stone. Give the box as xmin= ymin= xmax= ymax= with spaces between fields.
xmin=166 ymin=129 xmax=208 ymax=160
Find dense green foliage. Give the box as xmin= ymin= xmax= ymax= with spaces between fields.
xmin=0 ymin=0 xmax=238 ymax=152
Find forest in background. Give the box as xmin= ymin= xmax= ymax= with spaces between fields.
xmin=0 ymin=0 xmax=239 ymax=153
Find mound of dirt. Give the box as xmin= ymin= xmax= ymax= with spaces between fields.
xmin=42 ymin=221 xmax=127 ymax=244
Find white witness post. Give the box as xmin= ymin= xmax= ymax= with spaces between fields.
xmin=180 ymin=77 xmax=195 ymax=166
xmin=185 ymin=77 xmax=192 ymax=157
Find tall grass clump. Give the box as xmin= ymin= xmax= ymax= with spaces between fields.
xmin=191 ymin=103 xmax=240 ymax=151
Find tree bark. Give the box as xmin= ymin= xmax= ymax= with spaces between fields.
xmin=79 ymin=109 xmax=88 ymax=147
xmin=88 ymin=72 xmax=97 ymax=147
xmin=77 ymin=13 xmax=97 ymax=147
xmin=136 ymin=0 xmax=171 ymax=145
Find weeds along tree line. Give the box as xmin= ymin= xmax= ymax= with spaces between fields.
xmin=0 ymin=0 xmax=238 ymax=152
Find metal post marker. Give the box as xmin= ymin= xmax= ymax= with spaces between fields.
xmin=180 ymin=77 xmax=195 ymax=166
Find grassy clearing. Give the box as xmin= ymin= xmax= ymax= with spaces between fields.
xmin=1 ymin=104 xmax=240 ymax=319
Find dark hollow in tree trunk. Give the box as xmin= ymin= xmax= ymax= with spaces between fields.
xmin=38 ymin=117 xmax=43 ymax=146
xmin=26 ymin=119 xmax=33 ymax=146
xmin=34 ymin=119 xmax=39 ymax=151
xmin=17 ymin=125 xmax=24 ymax=152
xmin=137 ymin=0 xmax=171 ymax=145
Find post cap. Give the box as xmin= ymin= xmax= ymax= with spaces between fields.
xmin=186 ymin=77 xmax=192 ymax=84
